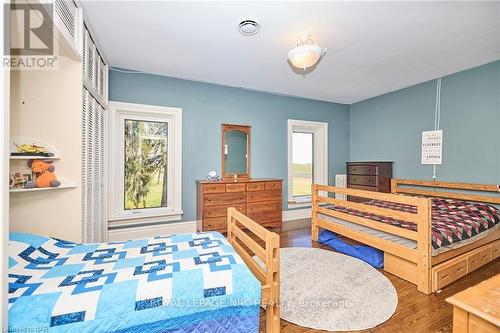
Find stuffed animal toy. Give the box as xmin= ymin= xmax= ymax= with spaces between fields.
xmin=24 ymin=159 xmax=61 ymax=188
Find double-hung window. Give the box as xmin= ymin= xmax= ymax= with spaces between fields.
xmin=109 ymin=102 xmax=182 ymax=221
xmin=287 ymin=120 xmax=328 ymax=207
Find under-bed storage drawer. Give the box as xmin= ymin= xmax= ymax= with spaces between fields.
xmin=491 ymin=240 xmax=500 ymax=260
xmin=433 ymin=259 xmax=467 ymax=291
xmin=467 ymin=247 xmax=491 ymax=272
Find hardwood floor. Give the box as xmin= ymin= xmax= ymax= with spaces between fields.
xmin=257 ymin=225 xmax=500 ymax=333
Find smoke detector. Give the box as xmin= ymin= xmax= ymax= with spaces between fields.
xmin=238 ymin=19 xmax=260 ymax=36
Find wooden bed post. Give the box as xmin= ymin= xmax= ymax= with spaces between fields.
xmin=265 ymin=232 xmax=280 ymax=333
xmin=390 ymin=179 xmax=398 ymax=193
xmin=311 ymin=184 xmax=319 ymax=242
xmin=416 ymin=198 xmax=432 ymax=294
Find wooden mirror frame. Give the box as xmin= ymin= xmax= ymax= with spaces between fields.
xmin=221 ymin=124 xmax=251 ymax=180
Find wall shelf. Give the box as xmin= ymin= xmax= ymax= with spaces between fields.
xmin=9 ymin=138 xmax=75 ymax=194
xmin=9 ymin=179 xmax=76 ymax=193
xmin=10 ymin=155 xmax=61 ymax=160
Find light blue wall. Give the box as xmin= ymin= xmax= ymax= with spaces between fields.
xmin=109 ymin=70 xmax=350 ymax=221
xmin=350 ymin=61 xmax=500 ymax=184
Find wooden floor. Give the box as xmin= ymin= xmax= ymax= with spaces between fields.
xmin=258 ymin=225 xmax=500 ymax=333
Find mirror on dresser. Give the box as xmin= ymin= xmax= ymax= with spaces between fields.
xmin=221 ymin=124 xmax=250 ymax=179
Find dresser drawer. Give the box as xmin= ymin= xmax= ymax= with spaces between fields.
xmin=203 ymin=203 xmax=245 ymax=219
xmin=348 ymin=175 xmax=377 ymax=186
xmin=433 ymin=259 xmax=467 ymax=291
xmin=246 ymin=200 xmax=281 ymax=214
xmin=247 ymin=182 xmax=265 ymax=191
xmin=204 ymin=193 xmax=245 ymax=206
xmin=247 ymin=190 xmax=281 ymax=203
xmin=265 ymin=181 xmax=282 ymax=190
xmin=203 ymin=183 xmax=226 ymax=193
xmin=203 ymin=217 xmax=227 ymax=231
xmin=348 ymin=165 xmax=378 ymax=175
xmin=226 ymin=183 xmax=246 ymax=192
xmin=247 ymin=211 xmax=282 ymax=224
xmin=348 ymin=184 xmax=378 ymax=192
xmin=468 ymin=247 xmax=491 ymax=272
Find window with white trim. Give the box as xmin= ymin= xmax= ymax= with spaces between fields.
xmin=287 ymin=120 xmax=328 ymax=207
xmin=109 ymin=102 xmax=182 ymax=221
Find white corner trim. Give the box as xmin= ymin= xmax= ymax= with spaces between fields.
xmin=282 ymin=208 xmax=311 ymax=221
xmin=108 ymin=220 xmax=196 ymax=242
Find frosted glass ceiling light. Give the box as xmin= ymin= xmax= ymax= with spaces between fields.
xmin=287 ymin=38 xmax=326 ymax=70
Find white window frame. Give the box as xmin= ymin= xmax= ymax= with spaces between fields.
xmin=108 ymin=102 xmax=182 ymax=221
xmin=287 ymin=119 xmax=328 ymax=208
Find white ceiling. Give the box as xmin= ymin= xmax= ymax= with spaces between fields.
xmin=81 ymin=1 xmax=500 ymax=104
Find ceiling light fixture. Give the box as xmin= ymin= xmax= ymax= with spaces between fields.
xmin=287 ymin=37 xmax=326 ymax=70
xmin=238 ymin=18 xmax=260 ymax=36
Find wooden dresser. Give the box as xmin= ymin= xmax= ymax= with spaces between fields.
xmin=346 ymin=161 xmax=393 ymax=202
xmin=196 ymin=178 xmax=283 ymax=233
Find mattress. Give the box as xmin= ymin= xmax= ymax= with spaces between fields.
xmin=319 ymin=197 xmax=500 ymax=255
xmin=8 ymin=232 xmax=261 ymax=333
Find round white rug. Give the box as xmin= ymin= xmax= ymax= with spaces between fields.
xmin=255 ymin=247 xmax=398 ymax=331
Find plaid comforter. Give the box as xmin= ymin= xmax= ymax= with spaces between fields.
xmin=326 ymin=197 xmax=500 ymax=250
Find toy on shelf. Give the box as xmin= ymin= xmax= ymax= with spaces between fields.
xmin=24 ymin=159 xmax=61 ymax=188
xmin=10 ymin=172 xmax=29 ymax=189
xmin=11 ymin=143 xmax=54 ymax=157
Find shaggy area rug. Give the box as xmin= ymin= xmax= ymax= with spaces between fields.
xmin=255 ymin=247 xmax=398 ymax=331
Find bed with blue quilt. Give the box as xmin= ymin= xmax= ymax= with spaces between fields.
xmin=8 ymin=231 xmax=262 ymax=333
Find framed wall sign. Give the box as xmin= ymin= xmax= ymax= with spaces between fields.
xmin=422 ymin=130 xmax=443 ymax=165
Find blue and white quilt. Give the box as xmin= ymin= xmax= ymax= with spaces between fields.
xmin=8 ymin=232 xmax=261 ymax=333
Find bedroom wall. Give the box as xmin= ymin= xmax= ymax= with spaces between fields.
xmin=349 ymin=60 xmax=500 ymax=184
xmin=9 ymin=54 xmax=83 ymax=242
xmin=109 ymin=70 xmax=350 ymax=223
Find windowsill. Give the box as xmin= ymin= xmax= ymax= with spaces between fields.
xmin=287 ymin=199 xmax=312 ymax=209
xmin=108 ymin=210 xmax=183 ymax=222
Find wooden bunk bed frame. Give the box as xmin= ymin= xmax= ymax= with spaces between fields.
xmin=227 ymin=207 xmax=281 ymax=333
xmin=311 ymin=179 xmax=500 ymax=294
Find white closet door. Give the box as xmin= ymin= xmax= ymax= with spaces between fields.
xmin=98 ymin=105 xmax=106 ymax=240
xmin=81 ymin=88 xmax=88 ymax=241
xmin=81 ymin=24 xmax=107 ymax=243
xmin=82 ymin=90 xmax=107 ymax=243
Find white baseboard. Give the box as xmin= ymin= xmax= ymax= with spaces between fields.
xmin=282 ymin=208 xmax=311 ymax=221
xmin=108 ymin=220 xmax=197 ymax=241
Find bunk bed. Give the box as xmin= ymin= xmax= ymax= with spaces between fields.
xmin=311 ymin=179 xmax=500 ymax=294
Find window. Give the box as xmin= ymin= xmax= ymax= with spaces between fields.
xmin=109 ymin=102 xmax=182 ymax=221
xmin=287 ymin=120 xmax=328 ymax=207
xmin=292 ymin=132 xmax=314 ymax=197
xmin=124 ymin=119 xmax=168 ymax=210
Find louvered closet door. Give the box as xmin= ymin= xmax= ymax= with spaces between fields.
xmin=82 ymin=24 xmax=107 ymax=243
xmin=81 ymin=88 xmax=88 ymax=240
xmin=82 ymin=90 xmax=106 ymax=243
xmin=98 ymin=105 xmax=106 ymax=239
